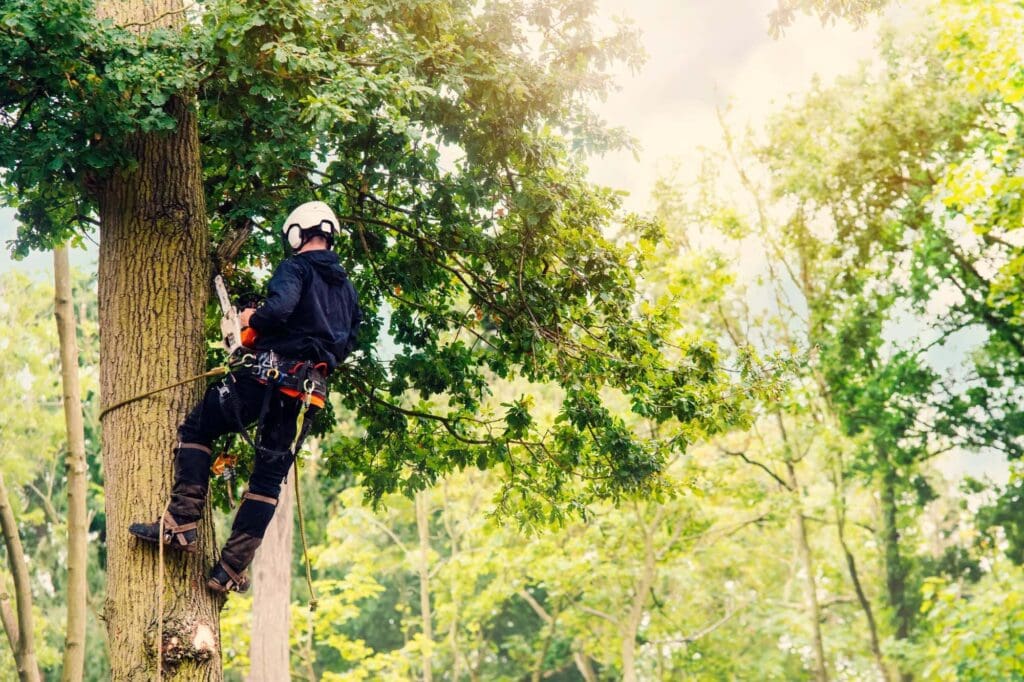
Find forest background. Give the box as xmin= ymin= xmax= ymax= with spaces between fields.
xmin=2 ymin=0 xmax=1024 ymax=680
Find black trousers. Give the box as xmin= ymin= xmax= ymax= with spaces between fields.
xmin=178 ymin=373 xmax=319 ymax=498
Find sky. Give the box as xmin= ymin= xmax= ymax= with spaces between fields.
xmin=587 ymin=0 xmax=879 ymax=211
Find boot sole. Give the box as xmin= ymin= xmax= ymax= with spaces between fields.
xmin=206 ymin=578 xmax=249 ymax=594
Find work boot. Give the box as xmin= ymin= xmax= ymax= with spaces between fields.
xmin=128 ymin=513 xmax=200 ymax=553
xmin=128 ymin=444 xmax=212 ymax=552
xmin=206 ymin=490 xmax=278 ymax=594
xmin=206 ymin=561 xmax=251 ymax=594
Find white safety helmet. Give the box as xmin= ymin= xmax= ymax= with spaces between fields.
xmin=281 ymin=201 xmax=339 ymax=250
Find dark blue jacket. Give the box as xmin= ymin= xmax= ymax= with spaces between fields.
xmin=248 ymin=250 xmax=362 ymax=370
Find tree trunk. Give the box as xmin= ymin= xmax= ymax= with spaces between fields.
xmin=622 ymin=504 xmax=658 ymax=682
xmin=248 ymin=476 xmax=294 ymax=681
xmin=774 ymin=412 xmax=828 ymax=682
xmin=441 ymin=484 xmax=461 ymax=682
xmin=54 ymin=245 xmax=89 ymax=682
xmin=784 ymin=460 xmax=828 ymax=682
xmin=573 ymin=651 xmax=598 ymax=682
xmin=880 ymin=462 xmax=912 ymax=682
xmin=415 ymin=490 xmax=434 ymax=682
xmin=0 ymin=472 xmax=42 ymax=682
xmin=832 ymin=466 xmax=890 ymax=682
xmin=1 ymin=581 xmax=20 ymax=659
xmin=95 ymin=3 xmax=218 ymax=680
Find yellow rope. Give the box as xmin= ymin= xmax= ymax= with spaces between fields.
xmin=293 ymin=457 xmax=318 ymax=613
xmin=156 ymin=497 xmax=170 ymax=681
xmin=289 ymin=392 xmax=312 ymax=454
xmin=99 ymin=367 xmax=229 ymax=421
xmin=288 ymin=389 xmax=319 ymax=612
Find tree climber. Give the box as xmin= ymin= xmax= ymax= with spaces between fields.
xmin=128 ymin=201 xmax=362 ymax=594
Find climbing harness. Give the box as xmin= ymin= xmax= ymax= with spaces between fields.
xmin=219 ymin=350 xmax=326 ymax=461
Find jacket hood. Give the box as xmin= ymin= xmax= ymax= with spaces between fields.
xmin=300 ymin=250 xmax=349 ymax=285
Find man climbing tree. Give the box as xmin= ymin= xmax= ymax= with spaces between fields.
xmin=128 ymin=201 xmax=361 ymax=594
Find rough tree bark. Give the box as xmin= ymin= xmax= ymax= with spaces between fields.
xmin=0 ymin=472 xmax=42 ymax=682
xmin=54 ymin=245 xmax=89 ymax=682
xmin=247 ymin=475 xmax=294 ymax=681
xmin=94 ymin=1 xmax=219 ymax=679
xmin=415 ymin=490 xmax=434 ymax=682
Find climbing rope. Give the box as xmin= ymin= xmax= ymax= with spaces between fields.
xmin=156 ymin=496 xmax=170 ymax=682
xmin=290 ymin=389 xmax=319 ymax=613
xmin=293 ymin=455 xmax=319 ymax=613
xmin=99 ymin=367 xmax=229 ymax=421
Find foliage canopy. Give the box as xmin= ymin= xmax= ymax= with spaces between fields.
xmin=0 ymin=0 xmax=772 ymax=520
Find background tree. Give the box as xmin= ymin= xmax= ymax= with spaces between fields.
xmin=0 ymin=268 xmax=104 ymax=681
xmin=53 ymin=244 xmax=89 ymax=682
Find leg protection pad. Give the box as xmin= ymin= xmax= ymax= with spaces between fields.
xmin=219 ymin=532 xmax=263 ymax=575
xmin=168 ymin=444 xmax=212 ymax=521
xmin=219 ymin=491 xmax=279 ymax=573
xmin=174 ymin=443 xmax=212 ymax=485
xmin=230 ymin=491 xmax=278 ymax=539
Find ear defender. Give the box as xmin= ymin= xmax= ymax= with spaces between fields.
xmin=281 ymin=202 xmax=340 ymax=250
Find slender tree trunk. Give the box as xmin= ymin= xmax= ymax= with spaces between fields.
xmin=248 ymin=477 xmax=294 ymax=681
xmin=573 ymin=651 xmax=598 ymax=682
xmin=622 ymin=505 xmax=658 ymax=682
xmin=415 ymin=490 xmax=434 ymax=682
xmin=54 ymin=245 xmax=89 ymax=682
xmin=441 ymin=484 xmax=461 ymax=681
xmin=832 ymin=466 xmax=890 ymax=682
xmin=0 ymin=472 xmax=42 ymax=682
xmin=773 ymin=412 xmax=828 ymax=682
xmin=1 ymin=581 xmax=19 ymax=658
xmin=880 ymin=462 xmax=912 ymax=682
xmin=95 ymin=3 xmax=218 ymax=680
xmin=516 ymin=587 xmax=560 ymax=682
xmin=0 ymin=581 xmax=16 ymax=651
xmin=839 ymin=523 xmax=889 ymax=682
xmin=784 ymin=459 xmax=828 ymax=682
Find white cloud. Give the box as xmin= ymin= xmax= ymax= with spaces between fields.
xmin=589 ymin=0 xmax=880 ymax=210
